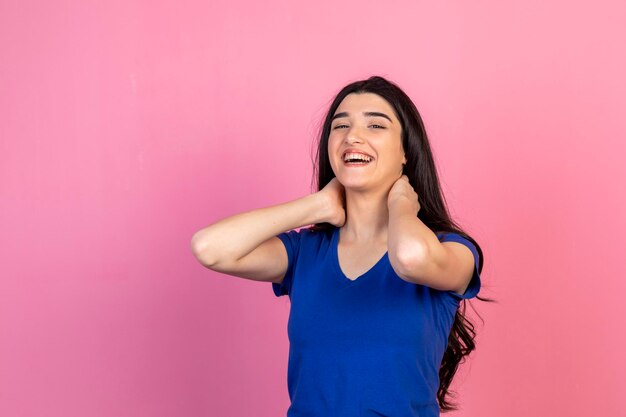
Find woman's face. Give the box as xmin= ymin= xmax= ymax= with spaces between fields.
xmin=328 ymin=92 xmax=406 ymax=191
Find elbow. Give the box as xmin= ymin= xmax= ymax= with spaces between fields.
xmin=190 ymin=232 xmax=216 ymax=267
xmin=395 ymin=241 xmax=429 ymax=275
xmin=190 ymin=232 xmax=202 ymax=256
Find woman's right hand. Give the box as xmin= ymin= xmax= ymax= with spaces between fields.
xmin=317 ymin=177 xmax=346 ymax=227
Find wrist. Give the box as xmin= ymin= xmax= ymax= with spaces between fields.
xmin=307 ymin=192 xmax=332 ymax=224
xmin=388 ymin=196 xmax=414 ymax=212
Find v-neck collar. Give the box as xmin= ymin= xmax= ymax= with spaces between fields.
xmin=331 ymin=226 xmax=389 ymax=286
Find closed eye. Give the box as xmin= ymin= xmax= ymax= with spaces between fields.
xmin=332 ymin=124 xmax=385 ymax=129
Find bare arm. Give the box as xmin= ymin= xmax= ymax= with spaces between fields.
xmin=190 ymin=193 xmax=329 ymax=267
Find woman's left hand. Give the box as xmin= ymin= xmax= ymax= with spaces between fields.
xmin=387 ymin=175 xmax=420 ymax=214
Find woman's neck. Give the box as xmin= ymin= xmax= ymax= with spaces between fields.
xmin=341 ymin=189 xmax=389 ymax=243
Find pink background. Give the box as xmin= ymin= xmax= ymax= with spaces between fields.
xmin=1 ymin=1 xmax=625 ymax=416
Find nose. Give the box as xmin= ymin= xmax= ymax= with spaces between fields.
xmin=344 ymin=125 xmax=364 ymax=144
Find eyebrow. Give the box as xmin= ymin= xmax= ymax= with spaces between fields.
xmin=331 ymin=111 xmax=393 ymax=123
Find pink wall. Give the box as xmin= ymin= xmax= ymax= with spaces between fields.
xmin=1 ymin=1 xmax=625 ymax=416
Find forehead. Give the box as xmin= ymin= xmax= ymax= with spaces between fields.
xmin=334 ymin=92 xmax=396 ymax=120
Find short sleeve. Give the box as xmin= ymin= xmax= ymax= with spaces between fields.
xmin=272 ymin=229 xmax=302 ymax=297
xmin=437 ymin=232 xmax=481 ymax=301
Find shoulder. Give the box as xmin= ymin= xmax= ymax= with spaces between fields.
xmin=434 ymin=231 xmax=482 ymax=298
xmin=435 ymin=231 xmax=479 ymax=255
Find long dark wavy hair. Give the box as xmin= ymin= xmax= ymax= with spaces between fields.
xmin=305 ymin=75 xmax=495 ymax=412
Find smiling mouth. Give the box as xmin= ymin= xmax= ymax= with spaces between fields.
xmin=343 ymin=159 xmax=373 ymax=167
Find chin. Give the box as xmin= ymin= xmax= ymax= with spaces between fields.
xmin=342 ymin=179 xmax=372 ymax=190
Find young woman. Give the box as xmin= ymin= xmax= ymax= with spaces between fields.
xmin=191 ymin=75 xmax=491 ymax=416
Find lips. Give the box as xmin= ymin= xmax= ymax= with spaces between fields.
xmin=342 ymin=156 xmax=373 ymax=167
xmin=343 ymin=160 xmax=371 ymax=167
xmin=342 ymin=149 xmax=375 ymax=160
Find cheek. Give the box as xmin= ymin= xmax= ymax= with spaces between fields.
xmin=327 ymin=137 xmax=340 ymax=155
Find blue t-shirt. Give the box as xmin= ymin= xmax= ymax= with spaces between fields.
xmin=272 ymin=226 xmax=481 ymax=417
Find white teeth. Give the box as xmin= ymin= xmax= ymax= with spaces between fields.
xmin=343 ymin=153 xmax=372 ymax=162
